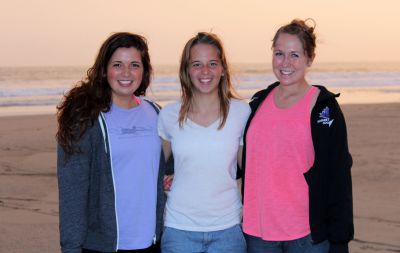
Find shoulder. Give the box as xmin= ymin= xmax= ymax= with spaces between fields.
xmin=314 ymin=85 xmax=339 ymax=103
xmin=160 ymin=101 xmax=181 ymax=114
xmin=158 ymin=101 xmax=181 ymax=123
xmin=230 ymin=99 xmax=251 ymax=112
xmin=76 ymin=119 xmax=103 ymax=149
xmin=229 ymin=99 xmax=251 ymax=122
xmin=249 ymin=81 xmax=279 ymax=108
xmin=312 ymin=87 xmax=346 ymax=129
xmin=140 ymin=97 xmax=162 ymax=113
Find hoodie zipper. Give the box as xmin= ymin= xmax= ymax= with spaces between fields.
xmin=99 ymin=113 xmax=120 ymax=251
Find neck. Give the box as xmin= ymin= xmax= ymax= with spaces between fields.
xmin=112 ymin=95 xmax=138 ymax=109
xmin=277 ymin=81 xmax=310 ymax=98
xmin=191 ymin=92 xmax=220 ymax=113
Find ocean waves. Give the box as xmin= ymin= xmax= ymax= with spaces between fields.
xmin=1 ymin=66 xmax=399 ymax=108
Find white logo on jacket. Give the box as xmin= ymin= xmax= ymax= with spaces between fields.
xmin=317 ymin=106 xmax=334 ymax=127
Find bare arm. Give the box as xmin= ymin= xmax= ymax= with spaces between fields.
xmin=237 ymin=145 xmax=243 ymax=170
xmin=162 ymin=139 xmax=172 ymax=162
xmin=161 ymin=139 xmax=174 ymax=190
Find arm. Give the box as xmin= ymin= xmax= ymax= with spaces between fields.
xmin=236 ymin=145 xmax=244 ymax=192
xmin=161 ymin=139 xmax=174 ymax=190
xmin=327 ymin=103 xmax=354 ymax=253
xmin=237 ymin=145 xmax=243 ymax=170
xmin=236 ymin=145 xmax=244 ymax=180
xmin=162 ymin=139 xmax=172 ymax=162
xmin=57 ymin=133 xmax=92 ymax=253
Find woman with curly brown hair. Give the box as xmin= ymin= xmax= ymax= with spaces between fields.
xmin=57 ymin=32 xmax=166 ymax=253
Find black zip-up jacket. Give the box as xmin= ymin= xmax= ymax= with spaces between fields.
xmin=241 ymin=82 xmax=354 ymax=253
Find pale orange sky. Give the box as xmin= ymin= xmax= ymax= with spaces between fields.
xmin=1 ymin=0 xmax=399 ymax=67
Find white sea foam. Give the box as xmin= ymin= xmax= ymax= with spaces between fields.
xmin=0 ymin=64 xmax=399 ymax=115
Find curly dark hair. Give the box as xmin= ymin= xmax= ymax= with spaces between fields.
xmin=56 ymin=32 xmax=153 ymax=154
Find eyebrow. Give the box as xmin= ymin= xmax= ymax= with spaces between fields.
xmin=110 ymin=60 xmax=142 ymax=63
xmin=190 ymin=59 xmax=220 ymax=63
xmin=273 ymin=49 xmax=301 ymax=54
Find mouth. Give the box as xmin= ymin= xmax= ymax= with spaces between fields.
xmin=199 ymin=78 xmax=212 ymax=84
xmin=118 ymin=80 xmax=134 ymax=86
xmin=280 ymin=69 xmax=294 ymax=76
xmin=200 ymin=78 xmax=212 ymax=83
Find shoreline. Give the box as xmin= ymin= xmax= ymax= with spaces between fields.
xmin=1 ymin=86 xmax=399 ymax=117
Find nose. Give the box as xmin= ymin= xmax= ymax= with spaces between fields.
xmin=282 ymin=55 xmax=290 ymax=67
xmin=201 ymin=65 xmax=210 ymax=75
xmin=122 ymin=66 xmax=131 ymax=76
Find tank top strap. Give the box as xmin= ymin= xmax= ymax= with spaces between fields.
xmin=285 ymin=85 xmax=317 ymax=113
xmin=301 ymin=86 xmax=318 ymax=113
xmin=305 ymin=86 xmax=318 ymax=100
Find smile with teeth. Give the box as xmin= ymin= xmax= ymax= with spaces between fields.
xmin=118 ymin=80 xmax=134 ymax=86
xmin=280 ymin=69 xmax=294 ymax=75
xmin=199 ymin=78 xmax=212 ymax=84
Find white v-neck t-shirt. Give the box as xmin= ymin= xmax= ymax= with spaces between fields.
xmin=158 ymin=99 xmax=251 ymax=231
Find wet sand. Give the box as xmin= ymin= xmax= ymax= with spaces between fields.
xmin=0 ymin=103 xmax=399 ymax=252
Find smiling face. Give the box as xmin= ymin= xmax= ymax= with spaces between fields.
xmin=188 ymin=43 xmax=224 ymax=97
xmin=272 ymin=33 xmax=313 ymax=87
xmin=107 ymin=47 xmax=143 ymax=107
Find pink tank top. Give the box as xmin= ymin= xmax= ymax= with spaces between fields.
xmin=243 ymin=86 xmax=317 ymax=241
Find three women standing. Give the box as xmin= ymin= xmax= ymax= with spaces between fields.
xmin=57 ymin=20 xmax=354 ymax=253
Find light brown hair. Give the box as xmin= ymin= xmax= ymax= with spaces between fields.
xmin=178 ymin=32 xmax=239 ymax=129
xmin=272 ymin=18 xmax=317 ymax=59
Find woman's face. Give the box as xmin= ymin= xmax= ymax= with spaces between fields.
xmin=107 ymin=47 xmax=143 ymax=106
xmin=272 ymin=33 xmax=312 ymax=87
xmin=188 ymin=43 xmax=223 ymax=96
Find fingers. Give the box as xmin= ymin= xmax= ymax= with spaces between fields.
xmin=163 ymin=175 xmax=174 ymax=191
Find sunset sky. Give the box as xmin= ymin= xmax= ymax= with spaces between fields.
xmin=1 ymin=0 xmax=399 ymax=67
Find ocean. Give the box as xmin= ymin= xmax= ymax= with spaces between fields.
xmin=0 ymin=62 xmax=399 ymax=116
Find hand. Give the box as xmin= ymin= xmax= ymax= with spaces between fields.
xmin=163 ymin=175 xmax=174 ymax=191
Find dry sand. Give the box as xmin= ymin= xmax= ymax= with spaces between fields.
xmin=0 ymin=103 xmax=399 ymax=252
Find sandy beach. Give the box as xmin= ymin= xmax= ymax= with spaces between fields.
xmin=0 ymin=102 xmax=399 ymax=253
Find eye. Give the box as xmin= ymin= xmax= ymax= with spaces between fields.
xmin=131 ymin=62 xmax=141 ymax=68
xmin=191 ymin=62 xmax=201 ymax=68
xmin=274 ymin=51 xmax=283 ymax=56
xmin=209 ymin=61 xmax=219 ymax=68
xmin=112 ymin=63 xmax=121 ymax=68
xmin=291 ymin=53 xmax=300 ymax=58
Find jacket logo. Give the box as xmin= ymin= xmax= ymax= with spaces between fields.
xmin=317 ymin=106 xmax=334 ymax=127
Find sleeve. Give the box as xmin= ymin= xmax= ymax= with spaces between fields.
xmin=57 ymin=131 xmax=92 ymax=253
xmin=327 ymin=101 xmax=354 ymax=253
xmin=157 ymin=106 xmax=172 ymax=141
xmin=239 ymin=103 xmax=252 ymax=146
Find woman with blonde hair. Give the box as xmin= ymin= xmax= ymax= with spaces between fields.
xmin=158 ymin=32 xmax=250 ymax=253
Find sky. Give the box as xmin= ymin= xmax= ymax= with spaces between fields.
xmin=1 ymin=0 xmax=399 ymax=67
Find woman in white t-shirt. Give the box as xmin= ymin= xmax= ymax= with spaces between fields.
xmin=158 ymin=32 xmax=250 ymax=253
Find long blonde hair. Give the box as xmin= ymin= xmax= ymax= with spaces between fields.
xmin=178 ymin=32 xmax=239 ymax=129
